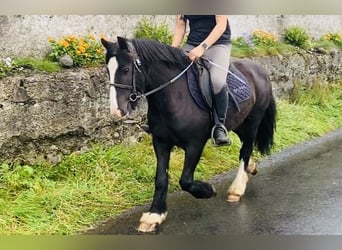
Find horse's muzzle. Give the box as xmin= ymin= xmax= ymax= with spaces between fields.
xmin=111 ymin=108 xmax=127 ymax=121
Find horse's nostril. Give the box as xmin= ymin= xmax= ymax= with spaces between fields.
xmin=118 ymin=109 xmax=125 ymax=117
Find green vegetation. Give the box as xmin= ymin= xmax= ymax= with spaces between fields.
xmin=0 ymin=81 xmax=341 ymax=235
xmin=284 ymin=26 xmax=311 ymax=50
xmin=232 ymin=27 xmax=341 ymax=58
xmin=317 ymin=32 xmax=342 ymax=50
xmin=231 ymin=37 xmax=296 ymax=58
xmin=48 ymin=35 xmax=105 ymax=67
xmin=134 ymin=17 xmax=174 ymax=45
xmin=133 ymin=19 xmax=341 ymax=58
xmin=0 ymin=57 xmax=60 ymax=78
xmin=322 ymin=32 xmax=342 ymax=48
xmin=1 ymin=34 xmax=106 ymax=78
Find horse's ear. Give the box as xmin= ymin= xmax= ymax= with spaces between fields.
xmin=101 ymin=38 xmax=116 ymax=51
xmin=101 ymin=38 xmax=109 ymax=49
xmin=117 ymin=36 xmax=130 ymax=51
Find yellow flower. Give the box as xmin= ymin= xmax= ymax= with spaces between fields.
xmin=48 ymin=37 xmax=55 ymax=43
xmin=58 ymin=39 xmax=64 ymax=46
xmin=87 ymin=35 xmax=96 ymax=40
xmin=96 ymin=48 xmax=103 ymax=54
xmin=77 ymin=46 xmax=86 ymax=53
xmin=83 ymin=42 xmax=89 ymax=49
xmin=63 ymin=41 xmax=70 ymax=48
xmin=66 ymin=35 xmax=74 ymax=41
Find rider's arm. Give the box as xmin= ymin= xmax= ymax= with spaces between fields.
xmin=187 ymin=15 xmax=228 ymax=61
xmin=201 ymin=15 xmax=228 ymax=49
xmin=171 ymin=15 xmax=186 ymax=48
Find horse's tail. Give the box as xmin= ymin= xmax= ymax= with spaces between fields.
xmin=255 ymin=95 xmax=277 ymax=155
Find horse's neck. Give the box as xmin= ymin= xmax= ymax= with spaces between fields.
xmin=146 ymin=78 xmax=189 ymax=117
xmin=145 ymin=63 xmax=180 ymax=92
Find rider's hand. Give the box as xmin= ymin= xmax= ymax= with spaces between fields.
xmin=188 ymin=45 xmax=205 ymax=61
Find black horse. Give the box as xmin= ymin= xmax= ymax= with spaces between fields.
xmin=101 ymin=37 xmax=276 ymax=232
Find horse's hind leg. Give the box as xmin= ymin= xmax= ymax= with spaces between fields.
xmin=227 ymin=135 xmax=257 ymax=203
xmin=138 ymin=138 xmax=172 ymax=233
xmin=179 ymin=143 xmax=217 ymax=199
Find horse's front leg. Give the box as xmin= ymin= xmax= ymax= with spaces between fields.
xmin=137 ymin=137 xmax=172 ymax=233
xmin=179 ymin=143 xmax=217 ymax=199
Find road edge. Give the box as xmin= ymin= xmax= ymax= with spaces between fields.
xmin=258 ymin=128 xmax=342 ymax=169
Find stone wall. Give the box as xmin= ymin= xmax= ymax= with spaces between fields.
xmin=1 ymin=15 xmax=341 ymax=58
xmin=0 ymin=50 xmax=341 ymax=164
xmin=0 ymin=67 xmax=146 ymax=164
xmin=254 ymin=50 xmax=341 ymax=97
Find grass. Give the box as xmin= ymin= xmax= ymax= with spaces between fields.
xmin=13 ymin=57 xmax=60 ymax=73
xmin=231 ymin=42 xmax=297 ymax=58
xmin=0 ymin=81 xmax=341 ymax=235
xmin=0 ymin=57 xmax=60 ymax=78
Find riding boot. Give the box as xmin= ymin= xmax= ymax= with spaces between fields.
xmin=212 ymin=86 xmax=232 ymax=146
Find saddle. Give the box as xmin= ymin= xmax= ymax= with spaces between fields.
xmin=187 ymin=59 xmax=252 ymax=112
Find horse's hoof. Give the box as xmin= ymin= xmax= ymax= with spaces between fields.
xmin=137 ymin=212 xmax=167 ymax=233
xmin=137 ymin=222 xmax=158 ymax=233
xmin=247 ymin=161 xmax=258 ymax=175
xmin=250 ymin=168 xmax=258 ymax=176
xmin=226 ymin=193 xmax=241 ymax=203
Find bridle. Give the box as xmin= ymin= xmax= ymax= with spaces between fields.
xmin=108 ymin=52 xmax=143 ymax=102
xmin=109 ymin=51 xmax=193 ymax=103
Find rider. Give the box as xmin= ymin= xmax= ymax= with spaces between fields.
xmin=172 ymin=15 xmax=232 ymax=146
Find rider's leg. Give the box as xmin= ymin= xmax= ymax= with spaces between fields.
xmin=205 ymin=43 xmax=232 ymax=146
xmin=212 ymin=85 xmax=231 ymax=145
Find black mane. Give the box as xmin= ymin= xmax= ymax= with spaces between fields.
xmin=132 ymin=38 xmax=190 ymax=68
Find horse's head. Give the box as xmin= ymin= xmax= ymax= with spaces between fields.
xmin=101 ymin=36 xmax=144 ymax=120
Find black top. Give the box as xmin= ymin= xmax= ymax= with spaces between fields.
xmin=183 ymin=15 xmax=231 ymax=46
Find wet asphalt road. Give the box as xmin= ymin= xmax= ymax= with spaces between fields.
xmin=86 ymin=129 xmax=342 ymax=235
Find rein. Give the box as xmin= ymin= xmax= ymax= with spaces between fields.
xmin=110 ymin=56 xmax=193 ymax=102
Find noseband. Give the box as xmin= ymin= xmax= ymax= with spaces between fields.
xmin=109 ymin=51 xmax=193 ymax=103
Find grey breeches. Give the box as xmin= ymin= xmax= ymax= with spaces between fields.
xmin=182 ymin=43 xmax=231 ymax=94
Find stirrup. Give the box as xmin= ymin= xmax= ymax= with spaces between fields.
xmin=211 ymin=124 xmax=231 ymax=146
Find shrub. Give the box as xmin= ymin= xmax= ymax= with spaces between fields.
xmin=284 ymin=26 xmax=311 ymax=49
xmin=134 ymin=18 xmax=173 ymax=45
xmin=232 ymin=36 xmax=257 ymax=57
xmin=232 ymin=32 xmax=287 ymax=57
xmin=232 ymin=34 xmax=254 ymax=48
xmin=48 ymin=35 xmax=105 ymax=67
xmin=252 ymin=29 xmax=278 ymax=47
xmin=321 ymin=32 xmax=342 ymax=48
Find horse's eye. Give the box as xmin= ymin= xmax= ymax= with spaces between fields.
xmin=121 ymin=67 xmax=129 ymax=73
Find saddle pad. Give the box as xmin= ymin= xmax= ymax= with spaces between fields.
xmin=187 ymin=63 xmax=252 ymax=112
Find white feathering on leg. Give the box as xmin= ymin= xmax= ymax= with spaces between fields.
xmin=227 ymin=160 xmax=249 ymax=198
xmin=137 ymin=212 xmax=168 ymax=232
